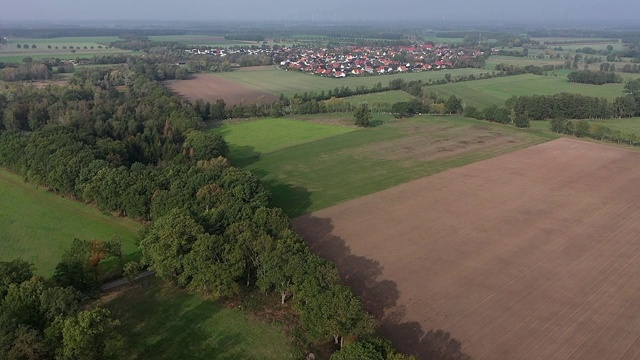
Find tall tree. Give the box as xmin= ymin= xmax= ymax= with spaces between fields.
xmin=140 ymin=209 xmax=204 ymax=280
xmin=353 ymin=104 xmax=372 ymax=127
xmin=61 ymin=308 xmax=121 ymax=360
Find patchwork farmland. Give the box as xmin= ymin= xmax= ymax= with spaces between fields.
xmin=166 ymin=66 xmax=491 ymax=102
xmin=216 ymin=116 xmax=554 ymax=216
xmin=165 ymin=73 xmax=278 ymax=106
xmin=294 ymin=138 xmax=640 ymax=359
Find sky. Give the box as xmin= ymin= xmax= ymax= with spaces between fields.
xmin=2 ymin=0 xmax=639 ymax=23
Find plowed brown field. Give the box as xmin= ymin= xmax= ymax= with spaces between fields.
xmin=164 ymin=73 xmax=277 ymax=106
xmin=294 ymin=138 xmax=640 ymax=360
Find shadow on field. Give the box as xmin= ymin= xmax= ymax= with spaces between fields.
xmin=108 ymin=280 xmax=247 ymax=360
xmin=293 ymin=216 xmax=472 ymax=360
xmin=249 ymin=167 xmax=313 ymax=217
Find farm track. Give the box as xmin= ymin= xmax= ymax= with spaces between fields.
xmin=294 ymin=138 xmax=640 ymax=359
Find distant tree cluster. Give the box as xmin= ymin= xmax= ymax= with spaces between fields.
xmin=567 ymin=70 xmax=621 ymax=85
xmin=506 ymin=91 xmax=640 ymax=120
xmin=550 ymin=118 xmax=638 ymax=145
xmin=0 ymin=62 xmax=52 ymax=81
xmin=462 ymin=104 xmax=530 ymax=128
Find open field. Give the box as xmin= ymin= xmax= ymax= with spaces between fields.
xmin=149 ymin=35 xmax=261 ymax=47
xmin=217 ymin=115 xmax=554 ymax=216
xmin=485 ymin=55 xmax=565 ymax=70
xmin=165 ymin=73 xmax=278 ymax=106
xmin=294 ymin=137 xmax=640 ymax=359
xmin=0 ymin=169 xmax=140 ymax=275
xmin=104 ymin=279 xmax=298 ymax=360
xmin=425 ymin=74 xmax=628 ymax=108
xmin=213 ymin=66 xmax=492 ymax=97
xmin=0 ymin=36 xmax=130 ymax=62
xmin=343 ymin=90 xmax=415 ymax=105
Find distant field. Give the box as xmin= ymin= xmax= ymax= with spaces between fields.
xmin=425 ymin=74 xmax=628 ymax=108
xmin=343 ymin=90 xmax=415 ymax=106
xmin=485 ymin=55 xmax=565 ymax=70
xmin=104 ymin=279 xmax=298 ymax=360
xmin=216 ymin=118 xmax=355 ymax=166
xmin=214 ymin=66 xmax=492 ymax=97
xmin=0 ymin=169 xmax=140 ymax=275
xmin=530 ymin=37 xmax=623 ymax=51
xmin=149 ymin=35 xmax=260 ymax=47
xmin=217 ymin=115 xmax=555 ymax=216
xmin=165 ymin=73 xmax=278 ymax=106
xmin=0 ymin=37 xmax=130 ymax=62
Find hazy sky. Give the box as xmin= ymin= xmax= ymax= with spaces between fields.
xmin=2 ymin=0 xmax=639 ymax=23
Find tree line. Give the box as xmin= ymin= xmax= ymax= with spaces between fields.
xmin=567 ymin=70 xmax=621 ymax=85
xmin=506 ymin=90 xmax=640 ymax=120
xmin=0 ymin=59 xmax=414 ymax=359
xmin=550 ymin=118 xmax=639 ymax=145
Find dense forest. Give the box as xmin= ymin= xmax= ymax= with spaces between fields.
xmin=0 ymin=59 xmax=415 ymax=359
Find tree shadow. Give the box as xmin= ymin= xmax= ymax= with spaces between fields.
xmin=293 ymin=215 xmax=472 ymax=360
xmin=108 ymin=279 xmax=257 ymax=360
xmin=249 ymin=167 xmax=313 ymax=218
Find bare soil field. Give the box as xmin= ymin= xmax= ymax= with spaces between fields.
xmin=164 ymin=73 xmax=277 ymax=106
xmin=294 ymin=138 xmax=640 ymax=360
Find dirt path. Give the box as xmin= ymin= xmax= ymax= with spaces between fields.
xmin=101 ymin=270 xmax=154 ymax=292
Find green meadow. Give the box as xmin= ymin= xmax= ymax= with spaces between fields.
xmin=216 ymin=116 xmax=555 ymax=216
xmin=0 ymin=169 xmax=140 ymax=275
xmin=105 ymin=279 xmax=298 ymax=360
xmin=424 ymin=74 xmax=629 ymax=108
xmin=0 ymin=36 xmax=130 ymax=62
xmin=215 ymin=66 xmax=491 ymax=97
xmin=344 ymin=90 xmax=416 ymax=105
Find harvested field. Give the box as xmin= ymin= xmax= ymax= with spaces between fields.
xmin=164 ymin=73 xmax=277 ymax=106
xmin=294 ymin=138 xmax=640 ymax=359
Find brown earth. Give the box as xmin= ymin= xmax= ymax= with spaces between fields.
xmin=293 ymin=138 xmax=640 ymax=360
xmin=164 ymin=73 xmax=277 ymax=106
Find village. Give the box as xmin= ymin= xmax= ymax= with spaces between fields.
xmin=183 ymin=43 xmax=485 ymax=77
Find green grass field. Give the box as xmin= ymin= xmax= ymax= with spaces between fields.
xmin=485 ymin=55 xmax=565 ymax=70
xmin=0 ymin=169 xmax=140 ymax=275
xmin=149 ymin=35 xmax=262 ymax=47
xmin=0 ymin=36 xmax=131 ymax=62
xmin=105 ymin=279 xmax=298 ymax=360
xmin=216 ymin=118 xmax=355 ymax=166
xmin=217 ymin=115 xmax=555 ymax=216
xmin=215 ymin=66 xmax=491 ymax=97
xmin=343 ymin=90 xmax=416 ymax=105
xmin=425 ymin=74 xmax=628 ymax=109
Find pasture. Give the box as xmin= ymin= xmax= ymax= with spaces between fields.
xmin=216 ymin=115 xmax=554 ymax=216
xmin=0 ymin=36 xmax=130 ymax=62
xmin=484 ymin=55 xmax=565 ymax=70
xmin=0 ymin=169 xmax=140 ymax=275
xmin=425 ymin=74 xmax=628 ymax=108
xmin=294 ymin=138 xmax=640 ymax=360
xmin=149 ymin=35 xmax=260 ymax=47
xmin=212 ymin=66 xmax=491 ymax=97
xmin=0 ymin=36 xmax=128 ymax=60
xmin=104 ymin=279 xmax=298 ymax=360
xmin=343 ymin=90 xmax=415 ymax=106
